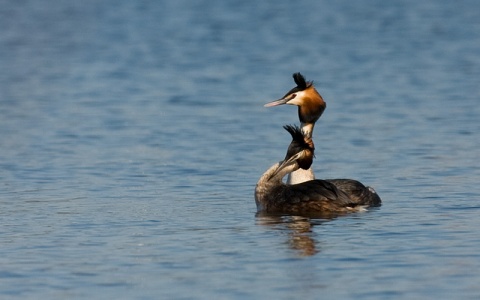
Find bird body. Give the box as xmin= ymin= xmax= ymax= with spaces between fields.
xmin=255 ymin=125 xmax=381 ymax=216
xmin=263 ymin=73 xmax=381 ymax=209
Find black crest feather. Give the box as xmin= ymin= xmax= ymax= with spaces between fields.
xmin=283 ymin=124 xmax=305 ymax=145
xmin=292 ymin=73 xmax=307 ymax=90
xmin=292 ymin=72 xmax=313 ymax=91
xmin=282 ymin=73 xmax=313 ymax=97
xmin=283 ymin=124 xmax=315 ymax=169
xmin=283 ymin=124 xmax=314 ymax=153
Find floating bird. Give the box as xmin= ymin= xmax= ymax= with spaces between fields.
xmin=264 ymin=73 xmax=325 ymax=184
xmin=255 ymin=125 xmax=381 ymax=216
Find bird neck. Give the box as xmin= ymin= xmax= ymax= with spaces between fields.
xmin=301 ymin=122 xmax=314 ymax=139
xmin=256 ymin=161 xmax=282 ymax=187
xmin=255 ymin=161 xmax=299 ymax=209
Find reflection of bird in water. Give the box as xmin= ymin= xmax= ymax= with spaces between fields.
xmin=256 ymin=213 xmax=320 ymax=257
xmin=263 ymin=72 xmax=381 ymax=206
xmin=264 ymin=72 xmax=325 ymax=184
xmin=255 ymin=125 xmax=381 ymax=217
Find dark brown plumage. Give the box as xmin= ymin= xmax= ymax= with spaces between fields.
xmin=255 ymin=126 xmax=381 ymax=216
xmin=324 ymin=179 xmax=381 ymax=207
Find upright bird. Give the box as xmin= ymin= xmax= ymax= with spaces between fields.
xmin=264 ymin=73 xmax=326 ymax=184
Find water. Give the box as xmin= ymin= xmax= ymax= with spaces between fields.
xmin=1 ymin=0 xmax=479 ymax=298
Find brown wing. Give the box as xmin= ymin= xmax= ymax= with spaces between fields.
xmin=285 ymin=180 xmax=355 ymax=207
xmin=325 ymin=179 xmax=382 ymax=207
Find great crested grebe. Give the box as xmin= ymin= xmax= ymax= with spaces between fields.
xmin=264 ymin=73 xmax=325 ymax=184
xmin=255 ymin=125 xmax=381 ymax=216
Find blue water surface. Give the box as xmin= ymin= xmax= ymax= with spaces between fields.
xmin=1 ymin=0 xmax=479 ymax=299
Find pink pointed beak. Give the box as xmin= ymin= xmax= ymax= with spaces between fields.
xmin=264 ymin=94 xmax=296 ymax=107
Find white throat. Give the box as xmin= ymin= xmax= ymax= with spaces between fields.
xmin=286 ymin=167 xmax=315 ymax=184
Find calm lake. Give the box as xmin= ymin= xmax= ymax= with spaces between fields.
xmin=1 ymin=0 xmax=479 ymax=299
